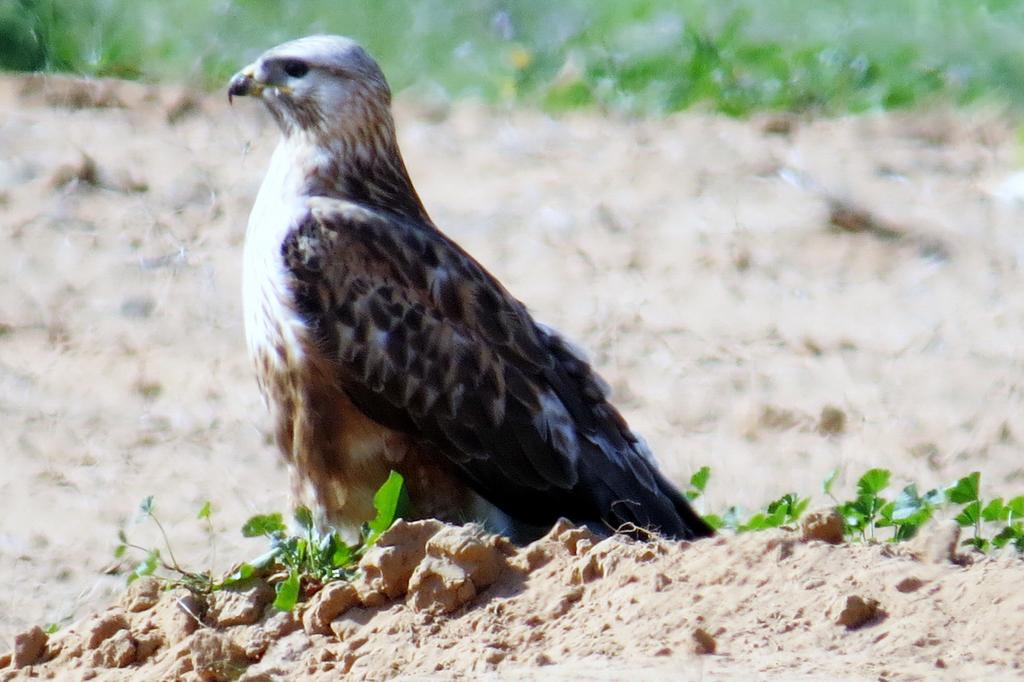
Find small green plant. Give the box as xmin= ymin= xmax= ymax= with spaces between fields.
xmin=993 ymin=516 xmax=1024 ymax=552
xmin=830 ymin=468 xmax=945 ymax=542
xmin=834 ymin=468 xmax=897 ymax=540
xmin=114 ymin=496 xmax=217 ymax=594
xmin=944 ymin=472 xmax=1024 ymax=552
xmin=686 ymin=465 xmax=1023 ymax=554
xmin=695 ymin=468 xmax=809 ymax=532
xmin=742 ymin=493 xmax=810 ymax=532
xmin=683 ymin=466 xmax=711 ymax=502
xmin=705 ymin=492 xmax=809 ymax=533
xmin=226 ymin=470 xmax=408 ymax=610
xmin=115 ymin=471 xmax=408 ymax=611
xmin=826 ymin=468 xmax=1023 ymax=552
xmin=876 ymin=483 xmax=944 ymax=542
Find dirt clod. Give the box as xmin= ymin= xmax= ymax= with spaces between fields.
xmin=262 ymin=610 xmax=301 ymax=639
xmin=895 ymin=577 xmax=925 ymax=593
xmin=907 ymin=520 xmax=962 ymax=564
xmin=121 ymin=576 xmax=161 ymax=612
xmin=546 ymin=587 xmax=585 ymax=619
xmin=828 ymin=200 xmax=900 ymax=239
xmin=407 ymin=525 xmax=507 ymax=614
xmin=85 ymin=611 xmax=128 ymax=649
xmin=801 ymin=510 xmax=845 ymax=545
xmin=302 ymin=581 xmax=359 ymax=635
xmin=817 ymin=405 xmax=846 ymax=435
xmin=49 ymin=154 xmax=99 ymax=188
xmin=88 ymin=629 xmax=136 ymax=668
xmin=356 ymin=519 xmax=444 ymax=605
xmin=208 ymin=579 xmax=274 ymax=627
xmin=189 ymin=630 xmax=250 ymax=682
xmin=135 ymin=632 xmax=164 ymax=663
xmin=151 ymin=592 xmax=203 ymax=645
xmin=552 ymin=520 xmax=598 ymax=555
xmin=12 ymin=626 xmax=48 ymax=668
xmin=836 ymin=596 xmax=886 ymax=630
xmin=693 ymin=628 xmax=717 ymax=655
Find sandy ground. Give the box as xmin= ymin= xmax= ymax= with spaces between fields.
xmin=0 ymin=74 xmax=1022 ymax=679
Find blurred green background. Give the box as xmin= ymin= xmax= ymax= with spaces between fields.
xmin=2 ymin=0 xmax=1023 ymax=116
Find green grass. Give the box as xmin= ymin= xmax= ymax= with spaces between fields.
xmin=3 ymin=0 xmax=1024 ymax=115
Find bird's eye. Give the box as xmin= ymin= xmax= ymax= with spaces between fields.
xmin=281 ymin=59 xmax=309 ymax=78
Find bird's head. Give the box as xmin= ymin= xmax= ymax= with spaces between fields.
xmin=228 ymin=35 xmax=393 ymax=143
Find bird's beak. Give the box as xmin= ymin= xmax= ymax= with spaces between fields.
xmin=228 ymin=65 xmax=264 ymax=104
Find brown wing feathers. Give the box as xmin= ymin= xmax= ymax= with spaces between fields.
xmin=284 ymin=197 xmax=713 ymax=539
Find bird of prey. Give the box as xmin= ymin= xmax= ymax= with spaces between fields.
xmin=228 ymin=35 xmax=713 ymax=543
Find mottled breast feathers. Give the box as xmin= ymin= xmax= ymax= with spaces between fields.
xmin=280 ymin=196 xmax=712 ymax=538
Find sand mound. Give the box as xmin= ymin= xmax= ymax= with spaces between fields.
xmin=4 ymin=519 xmax=1022 ymax=681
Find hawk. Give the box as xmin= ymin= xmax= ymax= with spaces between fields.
xmin=228 ymin=35 xmax=713 ymax=543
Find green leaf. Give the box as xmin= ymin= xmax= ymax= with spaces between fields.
xmin=688 ymin=464 xmax=712 ymax=491
xmin=763 ymin=493 xmax=808 ymax=524
xmin=217 ymin=562 xmax=255 ymax=589
xmin=982 ymin=498 xmax=1006 ymax=522
xmin=857 ymin=469 xmax=891 ymax=497
xmin=836 ymin=501 xmax=867 ymax=533
xmin=197 ymin=501 xmax=212 ymax=520
xmin=114 ymin=544 xmax=127 ymax=559
xmin=900 ymin=507 xmax=933 ymax=530
xmin=852 ymin=492 xmax=885 ymax=519
xmin=140 ymin=496 xmax=155 ymax=516
xmin=294 ymin=506 xmax=314 ymax=531
xmin=128 ymin=549 xmax=160 ymax=584
xmin=961 ymin=536 xmax=989 ymax=552
xmin=890 ymin=484 xmax=934 ymax=523
xmin=994 ymin=524 xmax=1024 ymax=552
xmin=733 ymin=493 xmax=808 ymax=532
xmin=893 ymin=522 xmax=921 ymax=541
xmin=992 ymin=524 xmax=1022 ymax=549
xmin=316 ymin=532 xmax=353 ymax=569
xmin=922 ymin=487 xmax=945 ymax=507
xmin=946 ymin=472 xmax=980 ymax=504
xmin=891 ymin=484 xmax=921 ymax=517
xmin=273 ymin=570 xmax=301 ymax=611
xmin=241 ymin=513 xmax=286 ymax=538
xmin=720 ymin=506 xmax=743 ymax=530
xmin=249 ymin=548 xmax=282 ymax=571
xmin=954 ymin=500 xmax=981 ymax=528
xmin=822 ymin=469 xmax=839 ymax=496
xmin=294 ymin=537 xmax=308 ymax=565
xmin=791 ymin=496 xmax=811 ymax=520
xmin=701 ymin=514 xmax=724 ymax=530
xmin=876 ymin=501 xmax=897 ymax=527
xmin=331 ymin=539 xmax=353 ymax=568
xmin=366 ymin=471 xmax=407 ymax=543
xmin=274 ymin=535 xmax=301 ymax=566
xmin=739 ymin=512 xmax=769 ymax=532
xmin=1006 ymin=496 xmax=1024 ymax=520
xmin=44 ymin=623 xmax=59 ymax=635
